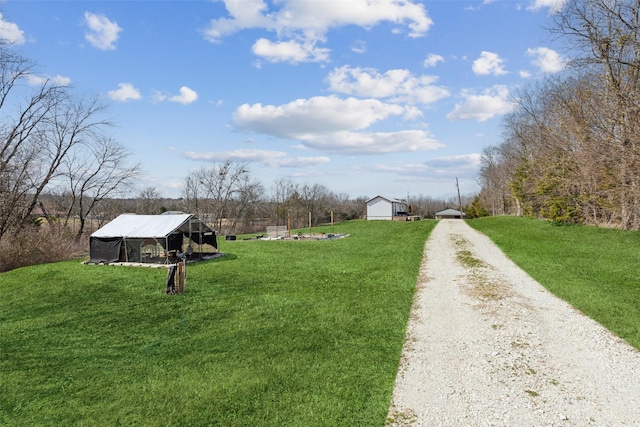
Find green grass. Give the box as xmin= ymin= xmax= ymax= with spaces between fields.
xmin=0 ymin=219 xmax=436 ymax=427
xmin=468 ymin=216 xmax=640 ymax=349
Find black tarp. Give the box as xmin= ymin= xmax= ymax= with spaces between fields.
xmin=166 ymin=264 xmax=178 ymax=294
xmin=89 ymin=237 xmax=122 ymax=263
xmin=189 ymin=231 xmax=217 ymax=247
xmin=167 ymin=233 xmax=184 ymax=252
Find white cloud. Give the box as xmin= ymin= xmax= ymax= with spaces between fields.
xmin=351 ymin=40 xmax=367 ymax=54
xmin=327 ymin=66 xmax=449 ymax=105
xmin=424 ymin=153 xmax=482 ymax=172
xmin=527 ymin=0 xmax=567 ymax=13
xmin=84 ymin=12 xmax=122 ymax=50
xmin=151 ymin=90 xmax=167 ymax=103
xmin=277 ymin=0 xmax=432 ymax=38
xmin=527 ymin=47 xmax=566 ymax=73
xmin=447 ymin=85 xmax=516 ymax=122
xmin=232 ymin=95 xmax=441 ymax=154
xmin=423 ymin=53 xmax=444 ymax=68
xmin=202 ymin=0 xmax=272 ymax=42
xmin=252 ymin=38 xmax=330 ymax=63
xmin=403 ymin=106 xmax=423 ymax=120
xmin=184 ymin=148 xmax=330 ymax=168
xmin=268 ymin=156 xmax=330 ymax=167
xmin=519 ymin=70 xmax=532 ymax=78
xmin=108 ymin=83 xmax=142 ymax=102
xmin=203 ymin=0 xmax=432 ymax=62
xmin=472 ymin=51 xmax=507 ymax=76
xmin=169 ymin=86 xmax=198 ymax=105
xmin=233 ymin=95 xmax=405 ymax=136
xmin=185 ymin=148 xmax=283 ymax=163
xmin=0 ymin=14 xmax=25 ymax=44
xmin=372 ymin=153 xmax=481 ymax=178
xmin=301 ymin=129 xmax=443 ymax=155
xmin=26 ymin=74 xmax=71 ymax=86
xmin=151 ymin=87 xmax=198 ymax=104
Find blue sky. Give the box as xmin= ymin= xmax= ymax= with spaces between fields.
xmin=0 ymin=0 xmax=567 ymax=200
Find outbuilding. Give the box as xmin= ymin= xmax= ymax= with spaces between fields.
xmin=88 ymin=213 xmax=217 ymax=264
xmin=366 ymin=195 xmax=408 ymax=220
xmin=434 ymin=208 xmax=466 ymax=219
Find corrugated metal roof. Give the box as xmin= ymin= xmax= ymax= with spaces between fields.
xmin=365 ymin=195 xmax=405 ymax=204
xmin=91 ymin=214 xmax=193 ymax=238
xmin=435 ymin=208 xmax=466 ymax=216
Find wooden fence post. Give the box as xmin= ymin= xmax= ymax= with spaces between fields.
xmin=177 ymin=260 xmax=186 ymax=293
xmin=166 ymin=259 xmax=187 ymax=294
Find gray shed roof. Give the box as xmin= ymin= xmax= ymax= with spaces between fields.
xmin=434 ymin=208 xmax=466 ymax=217
xmin=365 ymin=195 xmax=405 ymax=204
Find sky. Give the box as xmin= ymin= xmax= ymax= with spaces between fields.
xmin=0 ymin=0 xmax=568 ymax=201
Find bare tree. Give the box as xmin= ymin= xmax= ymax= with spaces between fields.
xmin=478 ymin=145 xmax=517 ymax=216
xmin=228 ymin=175 xmax=265 ymax=233
xmin=0 ymin=43 xmax=123 ymax=239
xmin=330 ymin=193 xmax=365 ymax=220
xmin=137 ymin=186 xmax=162 ymax=214
xmin=269 ymin=178 xmax=298 ymax=227
xmin=182 ymin=175 xmax=202 ymax=217
xmin=58 ymin=136 xmax=140 ymax=239
xmin=187 ymin=161 xmax=250 ymax=232
xmin=299 ymin=183 xmax=334 ymax=226
xmin=550 ymin=0 xmax=640 ymax=228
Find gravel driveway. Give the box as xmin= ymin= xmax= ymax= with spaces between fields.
xmin=387 ymin=219 xmax=640 ymax=426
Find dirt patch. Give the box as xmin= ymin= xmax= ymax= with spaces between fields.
xmin=452 ymin=234 xmax=513 ymax=303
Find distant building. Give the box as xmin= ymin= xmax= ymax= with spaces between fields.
xmin=366 ymin=196 xmax=407 ymax=220
xmin=434 ymin=208 xmax=466 ymax=219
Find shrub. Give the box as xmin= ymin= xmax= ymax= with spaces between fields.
xmin=0 ymin=226 xmax=87 ymax=272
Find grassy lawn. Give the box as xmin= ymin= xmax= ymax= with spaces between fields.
xmin=468 ymin=216 xmax=640 ymax=350
xmin=0 ymin=219 xmax=436 ymax=426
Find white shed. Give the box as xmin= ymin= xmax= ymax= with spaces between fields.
xmin=434 ymin=208 xmax=466 ymax=219
xmin=366 ymin=196 xmax=407 ymax=220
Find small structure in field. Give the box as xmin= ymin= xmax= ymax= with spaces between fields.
xmin=88 ymin=213 xmax=217 ymax=265
xmin=434 ymin=208 xmax=466 ymax=219
xmin=266 ymin=225 xmax=289 ymax=238
xmin=366 ymin=195 xmax=408 ymax=221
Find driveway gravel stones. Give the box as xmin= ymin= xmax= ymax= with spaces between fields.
xmin=387 ymin=219 xmax=640 ymax=426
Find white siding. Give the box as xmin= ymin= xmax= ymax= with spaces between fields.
xmin=367 ymin=197 xmax=393 ymax=220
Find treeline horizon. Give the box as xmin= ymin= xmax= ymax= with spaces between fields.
xmin=37 ymin=174 xmax=476 ymax=237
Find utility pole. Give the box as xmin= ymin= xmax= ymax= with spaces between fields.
xmin=456 ymin=177 xmax=463 ymax=219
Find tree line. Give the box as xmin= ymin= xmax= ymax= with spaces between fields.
xmin=478 ymin=0 xmax=640 ymax=229
xmin=54 ymin=166 xmax=471 ymax=237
